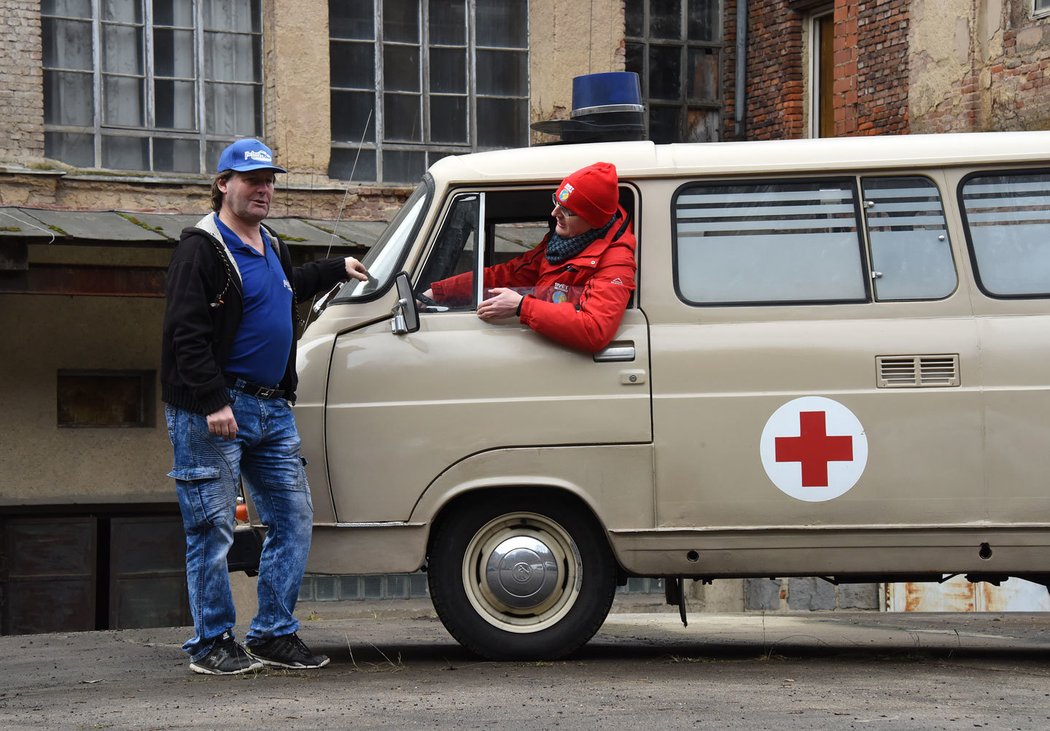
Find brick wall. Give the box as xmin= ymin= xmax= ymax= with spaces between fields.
xmin=724 ymin=0 xmax=806 ymax=141
xmin=0 ymin=1 xmax=45 ymax=163
xmin=726 ymin=0 xmax=910 ymax=140
xmin=853 ymin=0 xmax=910 ymax=134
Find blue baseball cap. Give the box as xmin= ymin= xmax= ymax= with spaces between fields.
xmin=216 ymin=138 xmax=287 ymax=174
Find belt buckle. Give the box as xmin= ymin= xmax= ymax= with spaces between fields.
xmin=257 ymin=386 xmax=276 ymax=398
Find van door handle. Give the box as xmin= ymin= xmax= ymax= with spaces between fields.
xmin=594 ymin=342 xmax=635 ymax=363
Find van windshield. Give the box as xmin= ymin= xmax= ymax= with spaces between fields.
xmin=332 ymin=180 xmax=431 ymax=303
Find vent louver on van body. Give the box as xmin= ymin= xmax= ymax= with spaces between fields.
xmin=876 ymin=355 xmax=960 ymax=388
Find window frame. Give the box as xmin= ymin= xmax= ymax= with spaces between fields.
xmin=624 ymin=0 xmax=724 ymax=143
xmin=412 ymin=183 xmax=640 ymax=311
xmin=807 ymin=9 xmax=835 ymax=138
xmin=1035 ymin=0 xmax=1050 ymax=18
xmin=328 ymin=0 xmax=530 ymax=184
xmin=57 ymin=369 xmax=156 ymax=428
xmin=42 ymin=0 xmax=263 ymax=174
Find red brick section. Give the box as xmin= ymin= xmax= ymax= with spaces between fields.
xmin=724 ymin=0 xmax=909 ymax=140
xmin=834 ymin=1 xmax=860 ymax=135
xmin=853 ymin=0 xmax=909 ymax=135
xmin=723 ymin=0 xmax=806 ymax=141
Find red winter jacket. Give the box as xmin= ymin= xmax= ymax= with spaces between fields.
xmin=430 ymin=212 xmax=636 ymax=352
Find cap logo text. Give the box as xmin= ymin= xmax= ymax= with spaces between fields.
xmin=244 ymin=149 xmax=273 ymax=163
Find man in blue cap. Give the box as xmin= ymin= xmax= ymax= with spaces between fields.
xmin=161 ymin=138 xmax=368 ymax=674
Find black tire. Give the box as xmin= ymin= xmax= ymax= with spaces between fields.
xmin=427 ymin=493 xmax=616 ymax=660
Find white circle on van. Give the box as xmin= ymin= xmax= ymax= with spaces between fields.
xmin=759 ymin=396 xmax=868 ymax=502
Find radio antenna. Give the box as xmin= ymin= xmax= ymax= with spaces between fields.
xmin=309 ymin=106 xmax=374 ymax=318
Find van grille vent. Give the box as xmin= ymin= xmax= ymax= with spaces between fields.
xmin=877 ymin=354 xmax=960 ymax=388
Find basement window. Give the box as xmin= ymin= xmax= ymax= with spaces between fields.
xmin=57 ymin=370 xmax=155 ymax=428
xmin=1036 ymin=0 xmax=1050 ymax=17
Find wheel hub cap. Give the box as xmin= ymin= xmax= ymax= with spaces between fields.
xmin=484 ymin=535 xmax=559 ymax=609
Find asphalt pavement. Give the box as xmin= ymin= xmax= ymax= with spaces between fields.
xmin=2 ymin=600 xmax=1049 ymax=730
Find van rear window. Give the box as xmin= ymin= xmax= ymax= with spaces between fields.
xmin=962 ymin=171 xmax=1050 ymax=298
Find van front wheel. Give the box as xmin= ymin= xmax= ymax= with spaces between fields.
xmin=427 ymin=497 xmax=616 ymax=660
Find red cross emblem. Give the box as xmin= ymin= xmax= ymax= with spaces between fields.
xmin=760 ymin=396 xmax=868 ymax=502
xmin=774 ymin=411 xmax=854 ymax=488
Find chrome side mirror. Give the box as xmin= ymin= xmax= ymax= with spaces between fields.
xmin=391 ymin=271 xmax=419 ymax=335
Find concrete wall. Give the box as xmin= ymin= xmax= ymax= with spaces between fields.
xmin=0 ymin=293 xmax=172 ymax=506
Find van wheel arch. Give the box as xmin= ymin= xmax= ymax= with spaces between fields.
xmin=426 ymin=487 xmax=618 ymax=660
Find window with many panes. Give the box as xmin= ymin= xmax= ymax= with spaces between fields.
xmin=625 ymin=0 xmax=722 ymax=143
xmin=329 ymin=0 xmax=529 ymax=184
xmin=42 ymin=0 xmax=263 ymax=174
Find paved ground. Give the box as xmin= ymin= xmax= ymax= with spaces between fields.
xmin=2 ymin=600 xmax=1049 ymax=730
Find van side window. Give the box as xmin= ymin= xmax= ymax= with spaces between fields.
xmin=961 ymin=171 xmax=1050 ymax=297
xmin=674 ymin=180 xmax=867 ymax=304
xmin=862 ymin=177 xmax=957 ymax=301
xmin=416 ymin=193 xmax=480 ymax=310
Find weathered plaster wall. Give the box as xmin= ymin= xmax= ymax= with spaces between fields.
xmin=0 ymin=171 xmax=405 ymax=223
xmin=910 ymin=0 xmax=1050 ymax=132
xmin=909 ymin=0 xmax=980 ymax=131
xmin=264 ymin=0 xmax=333 ymax=179
xmin=529 ymin=0 xmax=626 ymax=143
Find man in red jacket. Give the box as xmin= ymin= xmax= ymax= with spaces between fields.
xmin=425 ymin=162 xmax=636 ymax=353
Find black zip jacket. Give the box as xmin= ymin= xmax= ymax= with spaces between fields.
xmin=161 ymin=212 xmax=348 ymax=415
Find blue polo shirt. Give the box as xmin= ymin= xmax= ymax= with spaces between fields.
xmin=216 ymin=217 xmax=294 ymax=386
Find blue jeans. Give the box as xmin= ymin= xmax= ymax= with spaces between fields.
xmin=165 ymin=391 xmax=313 ymax=661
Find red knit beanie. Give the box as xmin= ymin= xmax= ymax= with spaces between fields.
xmin=554 ymin=162 xmax=619 ymax=229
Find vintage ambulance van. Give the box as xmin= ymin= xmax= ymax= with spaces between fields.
xmin=269 ymin=131 xmax=1050 ymax=659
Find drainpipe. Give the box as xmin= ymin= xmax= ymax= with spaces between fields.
xmin=734 ymin=0 xmax=748 ymax=140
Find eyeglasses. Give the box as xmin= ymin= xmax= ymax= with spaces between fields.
xmin=551 ymin=193 xmax=578 ymax=217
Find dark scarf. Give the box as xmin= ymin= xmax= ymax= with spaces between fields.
xmin=545 ymin=213 xmax=617 ymax=264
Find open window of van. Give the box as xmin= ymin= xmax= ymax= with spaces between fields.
xmin=414 ymin=186 xmax=637 ymax=310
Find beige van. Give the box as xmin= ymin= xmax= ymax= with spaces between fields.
xmin=260 ymin=131 xmax=1050 ymax=659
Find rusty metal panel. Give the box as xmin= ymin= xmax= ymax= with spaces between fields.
xmin=1 ymin=517 xmax=97 ymax=634
xmin=108 ymin=516 xmax=190 ymax=629
xmin=887 ymin=576 xmax=1050 ymax=611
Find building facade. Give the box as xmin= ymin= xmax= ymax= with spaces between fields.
xmin=3 ymin=0 xmax=1050 ymax=634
